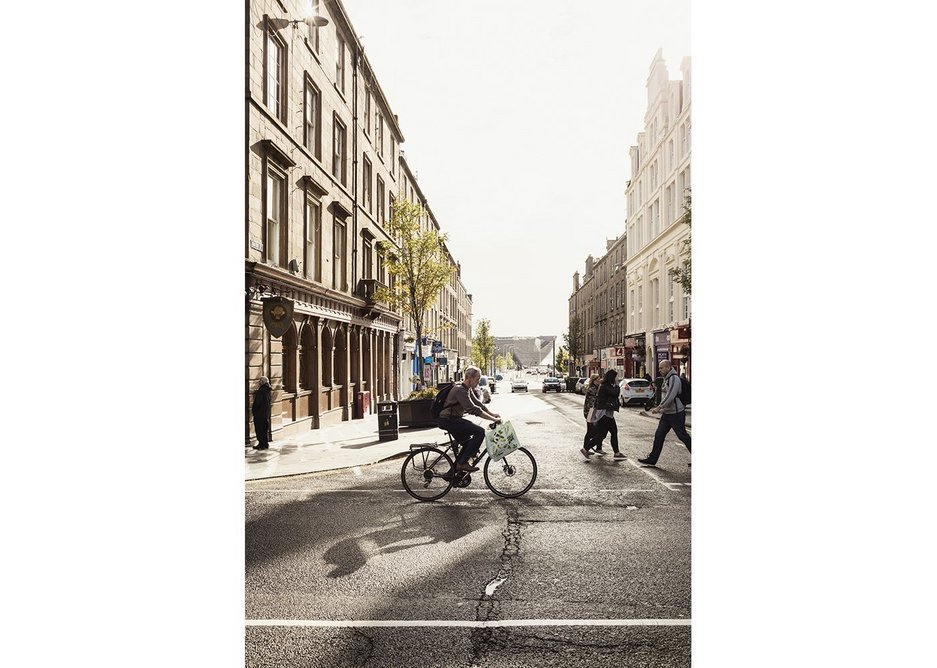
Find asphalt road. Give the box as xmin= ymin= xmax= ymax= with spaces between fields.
xmin=246 ymin=377 xmax=692 ymax=667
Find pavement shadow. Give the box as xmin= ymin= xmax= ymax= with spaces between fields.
xmin=246 ymin=493 xmax=487 ymax=576
xmin=322 ymin=504 xmax=484 ymax=578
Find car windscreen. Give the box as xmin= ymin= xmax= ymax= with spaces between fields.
xmin=626 ymin=380 xmax=650 ymax=387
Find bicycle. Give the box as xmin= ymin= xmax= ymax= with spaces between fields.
xmin=400 ymin=421 xmax=537 ymax=502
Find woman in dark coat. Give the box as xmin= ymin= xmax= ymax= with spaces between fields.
xmin=579 ymin=374 xmax=603 ymax=458
xmin=584 ymin=369 xmax=625 ymax=459
xmin=251 ymin=376 xmax=272 ymax=450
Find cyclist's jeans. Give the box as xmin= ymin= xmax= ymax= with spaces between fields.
xmin=438 ymin=417 xmax=486 ymax=465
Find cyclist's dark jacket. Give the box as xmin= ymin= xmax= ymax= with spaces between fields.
xmin=439 ymin=383 xmax=486 ymax=419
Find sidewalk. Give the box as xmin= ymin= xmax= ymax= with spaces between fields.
xmin=245 ymin=412 xmax=441 ymax=481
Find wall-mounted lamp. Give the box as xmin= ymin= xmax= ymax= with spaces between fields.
xmin=291 ymin=13 xmax=329 ymax=29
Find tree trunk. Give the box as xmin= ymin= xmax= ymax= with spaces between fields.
xmin=415 ymin=322 xmax=424 ymax=389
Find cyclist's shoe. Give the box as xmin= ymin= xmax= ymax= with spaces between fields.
xmin=613 ymin=452 xmax=627 ymax=459
xmin=456 ymin=463 xmax=479 ymax=473
xmin=638 ymin=457 xmax=657 ymax=466
xmin=579 ymin=447 xmax=593 ymax=460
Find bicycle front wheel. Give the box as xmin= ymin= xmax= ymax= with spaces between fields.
xmin=484 ymin=447 xmax=537 ymax=498
xmin=401 ymin=446 xmax=455 ymax=502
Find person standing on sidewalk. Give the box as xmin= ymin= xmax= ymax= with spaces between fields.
xmin=581 ymin=369 xmax=626 ymax=460
xmin=639 ymin=360 xmax=691 ymax=466
xmin=437 ymin=366 xmax=501 ymax=473
xmin=251 ymin=376 xmax=272 ymax=450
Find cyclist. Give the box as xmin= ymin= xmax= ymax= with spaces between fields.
xmin=437 ymin=366 xmax=501 ymax=474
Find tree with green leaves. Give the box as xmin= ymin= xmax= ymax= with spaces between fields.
xmin=565 ymin=315 xmax=584 ymax=376
xmin=471 ymin=318 xmax=496 ymax=375
xmin=375 ymin=199 xmax=455 ymax=386
xmin=555 ymin=346 xmax=569 ymax=374
xmin=668 ymin=188 xmax=691 ymax=296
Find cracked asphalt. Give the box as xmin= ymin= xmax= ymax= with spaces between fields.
xmin=246 ymin=379 xmax=691 ymax=667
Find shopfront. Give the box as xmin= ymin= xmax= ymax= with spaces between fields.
xmin=669 ymin=324 xmax=691 ymax=379
xmin=654 ymin=330 xmax=671 ymax=374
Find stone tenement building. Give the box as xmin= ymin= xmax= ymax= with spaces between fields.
xmin=569 ymin=234 xmax=628 ymax=377
xmin=246 ymin=0 xmax=473 ymax=444
xmin=624 ymin=50 xmax=691 ymax=379
xmin=569 ymin=50 xmax=691 ymax=381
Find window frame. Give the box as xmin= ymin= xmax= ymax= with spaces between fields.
xmin=304 ymin=193 xmax=322 ymax=282
xmin=303 ymin=76 xmax=321 ymax=158
xmin=263 ymin=20 xmax=287 ymax=122
xmin=332 ymin=115 xmax=347 ymax=186
xmin=333 ymin=217 xmax=347 ymax=291
xmin=376 ymin=175 xmax=385 ymax=224
xmin=264 ymin=164 xmax=288 ymax=268
xmin=362 ymin=155 xmax=372 ymax=213
xmin=336 ymin=35 xmax=346 ymax=95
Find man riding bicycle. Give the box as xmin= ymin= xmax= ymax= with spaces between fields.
xmin=437 ymin=366 xmax=501 ymax=474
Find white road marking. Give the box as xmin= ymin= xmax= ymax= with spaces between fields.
xmin=485 ymin=577 xmax=507 ymax=597
xmin=245 ymin=618 xmax=691 ymax=628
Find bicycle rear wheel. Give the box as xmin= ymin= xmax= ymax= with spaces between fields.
xmin=401 ymin=446 xmax=455 ymax=501
xmin=484 ymin=447 xmax=537 ymax=498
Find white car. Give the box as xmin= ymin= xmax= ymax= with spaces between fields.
xmin=511 ymin=378 xmax=529 ymax=392
xmin=574 ymin=377 xmax=588 ymax=394
xmin=620 ymin=378 xmax=654 ymax=406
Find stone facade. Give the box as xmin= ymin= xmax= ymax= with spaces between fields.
xmin=624 ymin=51 xmax=692 ymax=379
xmin=569 ymin=50 xmax=691 ymax=381
xmin=246 ymin=0 xmax=473 ymax=444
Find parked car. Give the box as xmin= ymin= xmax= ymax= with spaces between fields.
xmin=486 ymin=376 xmax=497 ymax=393
xmin=511 ymin=378 xmax=529 ymax=392
xmin=477 ymin=376 xmax=492 ymax=403
xmin=574 ymin=377 xmax=588 ymax=394
xmin=542 ymin=377 xmax=562 ymax=393
xmin=620 ymin=378 xmax=653 ymax=406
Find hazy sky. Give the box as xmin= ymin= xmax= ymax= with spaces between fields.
xmin=341 ymin=0 xmax=690 ymax=339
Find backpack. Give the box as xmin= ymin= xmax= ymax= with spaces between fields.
xmin=678 ymin=377 xmax=691 ymax=407
xmin=430 ymin=383 xmax=455 ymax=419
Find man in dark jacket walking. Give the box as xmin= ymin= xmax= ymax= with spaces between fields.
xmin=251 ymin=376 xmax=272 ymax=450
xmin=639 ymin=360 xmax=691 ymax=466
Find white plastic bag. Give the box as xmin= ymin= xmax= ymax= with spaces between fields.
xmin=485 ymin=420 xmax=522 ymax=462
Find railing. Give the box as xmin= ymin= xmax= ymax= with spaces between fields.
xmin=357 ymin=279 xmax=388 ymax=307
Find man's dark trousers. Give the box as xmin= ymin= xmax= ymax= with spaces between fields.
xmin=438 ymin=417 xmax=486 ymax=465
xmin=646 ymin=410 xmax=691 ymax=463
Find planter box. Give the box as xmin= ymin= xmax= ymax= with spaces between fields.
xmin=397 ymin=399 xmax=437 ymax=427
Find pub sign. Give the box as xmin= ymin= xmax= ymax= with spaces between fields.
xmin=262 ymin=296 xmax=293 ymax=338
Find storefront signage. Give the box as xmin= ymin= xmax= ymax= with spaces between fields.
xmin=613 ymin=347 xmax=624 ymax=356
xmin=262 ymin=296 xmax=293 ymax=338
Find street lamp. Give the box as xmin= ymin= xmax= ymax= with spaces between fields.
xmin=291 ymin=2 xmax=329 ymax=28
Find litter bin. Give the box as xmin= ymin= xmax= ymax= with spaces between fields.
xmin=377 ymin=401 xmax=399 ymax=441
xmin=355 ymin=391 xmax=371 ymax=419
